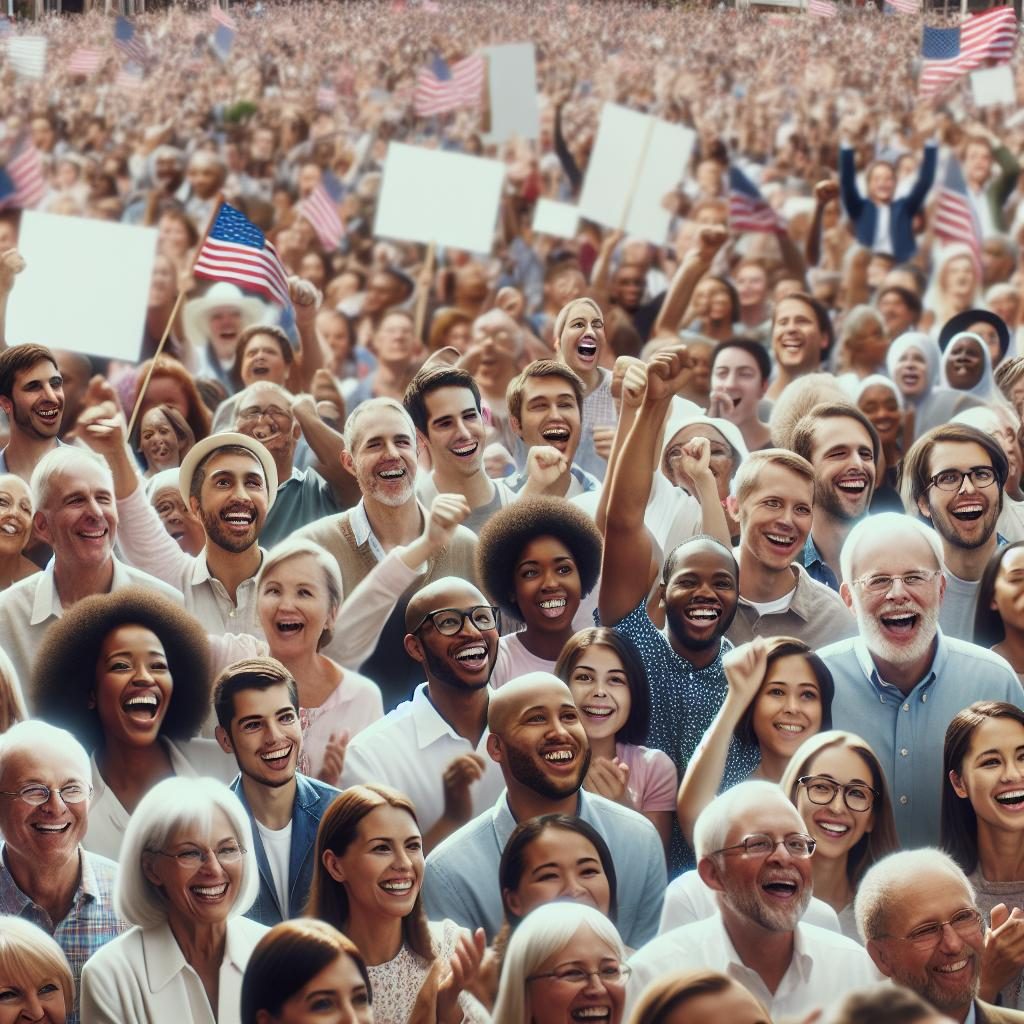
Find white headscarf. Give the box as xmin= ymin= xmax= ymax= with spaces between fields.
xmin=939 ymin=331 xmax=998 ymax=402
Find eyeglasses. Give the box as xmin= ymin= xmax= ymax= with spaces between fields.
xmin=849 ymin=570 xmax=942 ymax=595
xmin=712 ymin=833 xmax=816 ymax=858
xmin=146 ymin=842 xmax=246 ymax=868
xmin=527 ymin=964 xmax=632 ymax=986
xmin=0 ymin=782 xmax=92 ymax=806
xmin=798 ymin=776 xmax=877 ymax=812
xmin=926 ymin=467 xmax=997 ymax=492
xmin=883 ymin=909 xmax=983 ymax=950
xmin=411 ymin=605 xmax=500 ymax=636
xmin=237 ymin=405 xmax=292 ymax=426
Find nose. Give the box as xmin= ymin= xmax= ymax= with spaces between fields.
xmin=21 ymin=992 xmax=45 ymax=1020
xmin=337 ymin=999 xmax=362 ymax=1024
xmin=581 ymin=970 xmax=609 ymax=996
xmin=937 ymin=921 xmax=967 ymax=955
xmin=132 ymin=662 xmax=155 ymax=685
xmin=83 ymin=494 xmax=104 ymax=520
xmin=561 ymin=875 xmax=588 ymax=899
xmin=827 ymin=787 xmax=846 ymax=812
xmin=958 ymin=474 xmax=978 ymax=495
xmin=391 ymin=845 xmax=413 ymax=871
xmin=783 ymin=692 xmax=801 ymax=715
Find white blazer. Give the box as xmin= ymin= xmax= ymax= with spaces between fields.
xmin=80 ymin=917 xmax=267 ymax=1024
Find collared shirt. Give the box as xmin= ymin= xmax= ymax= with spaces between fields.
xmin=348 ymin=497 xmax=388 ymax=562
xmin=966 ymin=1003 xmax=978 ymax=1024
xmin=800 ymin=533 xmax=839 ymax=592
xmin=727 ymin=562 xmax=857 ymax=649
xmin=820 ymin=631 xmax=1023 ymax=848
xmin=423 ymin=788 xmax=666 ymax=949
xmin=505 ymin=461 xmax=602 ymax=499
xmin=0 ymin=844 xmax=127 ymax=1024
xmin=627 ymin=914 xmax=880 ymax=1021
xmin=0 ymin=555 xmax=182 ymax=697
xmin=260 ymin=466 xmax=339 ymax=549
xmin=341 ymin=683 xmax=505 ymax=835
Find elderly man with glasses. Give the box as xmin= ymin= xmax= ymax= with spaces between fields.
xmin=627 ymin=780 xmax=878 ymax=1021
xmin=820 ymin=512 xmax=1022 ymax=849
xmin=0 ymin=721 xmax=127 ymax=1024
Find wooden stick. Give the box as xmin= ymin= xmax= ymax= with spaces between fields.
xmin=619 ymin=114 xmax=656 ymax=234
xmin=413 ymin=240 xmax=436 ymax=345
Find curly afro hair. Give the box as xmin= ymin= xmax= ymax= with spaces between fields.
xmin=476 ymin=496 xmax=602 ymax=621
xmin=31 ymin=586 xmax=212 ymax=752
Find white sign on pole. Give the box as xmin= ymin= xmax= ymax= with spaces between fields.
xmin=578 ymin=104 xmax=695 ymax=245
xmin=971 ymin=66 xmax=1014 ymax=109
xmin=532 ymin=199 xmax=579 ymax=239
xmin=8 ymin=212 xmax=158 ymax=362
xmin=482 ymin=43 xmax=540 ymax=144
xmin=374 ymin=143 xmax=505 ymax=253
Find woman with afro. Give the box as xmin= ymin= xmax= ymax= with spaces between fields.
xmin=30 ymin=586 xmax=236 ymax=861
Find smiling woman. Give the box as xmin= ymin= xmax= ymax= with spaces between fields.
xmin=0 ymin=473 xmax=39 ymax=593
xmin=29 ymin=587 xmax=235 ymax=861
xmin=0 ymin=916 xmax=75 ymax=1024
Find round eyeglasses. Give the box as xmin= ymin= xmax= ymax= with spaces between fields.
xmin=711 ymin=833 xmax=816 ymax=858
xmin=926 ymin=467 xmax=996 ymax=492
xmin=0 ymin=782 xmax=92 ymax=806
xmin=798 ymin=776 xmax=877 ymax=812
xmin=146 ymin=843 xmax=246 ymax=869
xmin=411 ymin=605 xmax=499 ymax=636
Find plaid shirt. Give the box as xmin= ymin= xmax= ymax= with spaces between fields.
xmin=0 ymin=844 xmax=127 ymax=1024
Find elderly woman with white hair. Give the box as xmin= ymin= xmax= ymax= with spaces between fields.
xmin=80 ymin=777 xmax=266 ymax=1024
xmin=492 ymin=903 xmax=629 ymax=1024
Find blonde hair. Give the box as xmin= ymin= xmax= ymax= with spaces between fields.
xmin=731 ymin=448 xmax=814 ymax=507
xmin=0 ymin=916 xmax=75 ymax=1011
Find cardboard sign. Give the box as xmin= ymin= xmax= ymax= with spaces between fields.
xmin=532 ymin=199 xmax=579 ymax=239
xmin=7 ymin=212 xmax=158 ymax=362
xmin=374 ymin=142 xmax=504 ymax=253
xmin=971 ymin=66 xmax=1014 ymax=109
xmin=482 ymin=43 xmax=540 ymax=144
xmin=578 ymin=103 xmax=695 ymax=244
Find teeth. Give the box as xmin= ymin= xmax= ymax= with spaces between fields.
xmin=542 ymin=428 xmax=570 ymax=441
xmin=80 ymin=529 xmax=105 ymax=539
xmin=572 ymin=1011 xmax=610 ymax=1020
xmin=819 ymin=822 xmax=849 ymax=834
xmin=192 ymin=884 xmax=228 ymax=897
xmin=936 ymin=959 xmax=969 ymax=973
xmin=381 ymin=879 xmax=413 ymax=892
xmin=882 ymin=613 xmax=916 ymax=625
xmin=37 ymin=409 xmax=59 ymax=419
xmin=33 ymin=823 xmax=69 ymax=832
xmin=452 ymin=443 xmax=477 ymax=456
xmin=0 ymin=523 xmax=18 ymax=535
xmin=455 ymin=645 xmax=486 ymax=660
xmin=996 ymin=790 xmax=1024 ymax=804
xmin=379 ymin=469 xmax=405 ymax=478
xmin=125 ymin=694 xmax=158 ymax=707
xmin=774 ymin=723 xmax=805 ymax=733
xmin=539 ymin=598 xmax=566 ymax=609
xmin=583 ymin=705 xmax=614 ymax=717
xmin=261 ymin=747 xmax=291 ymax=762
xmin=685 ymin=607 xmax=720 ymax=620
xmin=543 ymin=749 xmax=574 ymax=762
xmin=836 ymin=480 xmax=866 ymax=491
xmin=765 ymin=533 xmax=793 ymax=545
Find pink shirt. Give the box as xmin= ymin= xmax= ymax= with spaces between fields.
xmin=298 ymin=668 xmax=384 ymax=779
xmin=616 ymin=742 xmax=678 ymax=813
xmin=490 ymin=632 xmax=555 ymax=688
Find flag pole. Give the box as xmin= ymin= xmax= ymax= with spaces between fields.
xmin=414 ymin=240 xmax=436 ymax=345
xmin=127 ymin=195 xmax=223 ymax=437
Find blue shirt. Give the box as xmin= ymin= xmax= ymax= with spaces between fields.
xmin=422 ymin=788 xmax=666 ymax=949
xmin=800 ymin=534 xmax=839 ymax=592
xmin=820 ymin=631 xmax=1022 ymax=849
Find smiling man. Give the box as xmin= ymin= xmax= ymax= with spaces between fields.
xmin=765 ymin=294 xmax=834 ymax=402
xmin=627 ymin=781 xmax=878 ymax=1021
xmin=0 ymin=721 xmax=127 ymax=1024
xmin=903 ymin=424 xmax=1008 ymax=642
xmin=0 ymin=343 xmax=65 ymax=483
xmin=821 ymin=513 xmax=1021 ymax=848
xmin=213 ymin=657 xmax=338 ymax=926
xmin=708 ymin=340 xmax=772 ymax=452
xmin=422 ymin=671 xmax=666 ymax=947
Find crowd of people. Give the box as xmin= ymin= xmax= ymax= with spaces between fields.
xmin=1 ymin=0 xmax=1024 ymax=1022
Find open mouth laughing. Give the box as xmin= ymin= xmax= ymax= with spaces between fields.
xmin=763 ymin=531 xmax=798 ymax=554
xmin=541 ymin=425 xmax=572 ymax=451
xmin=190 ymin=882 xmax=230 ymax=903
xmin=683 ymin=602 xmax=722 ymax=628
xmin=576 ymin=335 xmax=598 ymax=361
xmin=761 ymin=873 xmax=801 ymax=901
xmin=221 ymin=504 xmax=257 ymax=531
xmin=538 ymin=596 xmax=569 ymax=619
xmin=259 ymin=744 xmax=293 ymax=770
xmin=450 ymin=441 xmax=479 ymax=459
xmin=835 ymin=475 xmax=868 ymax=497
xmin=950 ymin=499 xmax=984 ymax=522
xmin=123 ymin=691 xmax=161 ymax=722
xmin=541 ymin=745 xmax=577 ymax=767
xmin=570 ymin=1008 xmax=613 ymax=1020
xmin=452 ymin=641 xmax=489 ymax=672
xmin=379 ymin=876 xmax=415 ymax=896
xmin=994 ymin=789 xmax=1024 ymax=810
xmin=878 ymin=608 xmax=918 ymax=638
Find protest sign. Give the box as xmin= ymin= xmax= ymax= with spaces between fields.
xmin=971 ymin=65 xmax=1014 ymax=108
xmin=482 ymin=42 xmax=540 ymax=143
xmin=532 ymin=199 xmax=579 ymax=239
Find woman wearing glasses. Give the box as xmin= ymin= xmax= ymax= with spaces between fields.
xmin=974 ymin=542 xmax=1024 ymax=682
xmin=493 ymin=904 xmax=628 ymax=1024
xmin=256 ymin=539 xmax=383 ymax=786
xmin=942 ymin=701 xmax=1024 ymax=1010
xmin=780 ymin=731 xmax=899 ymax=940
xmin=80 ymin=776 xmax=266 ymax=1024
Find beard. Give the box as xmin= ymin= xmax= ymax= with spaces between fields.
xmin=815 ymin=479 xmax=868 ymax=523
xmin=891 ymin=955 xmax=979 ymax=1016
xmin=14 ymin=401 xmax=61 ymax=440
xmin=421 ymin=641 xmax=494 ymax=691
xmin=858 ymin=600 xmax=940 ymax=667
xmin=722 ymin=878 xmax=810 ymax=933
xmin=202 ymin=504 xmax=260 ymax=553
xmin=665 ymin=601 xmax=738 ymax=652
xmin=360 ymin=468 xmax=414 ymax=508
xmin=504 ymin=742 xmax=591 ymax=801
xmin=930 ymin=503 xmax=999 ymax=552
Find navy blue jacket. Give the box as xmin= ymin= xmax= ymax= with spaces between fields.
xmin=231 ymin=772 xmax=340 ymax=926
xmin=839 ymin=143 xmax=937 ymax=264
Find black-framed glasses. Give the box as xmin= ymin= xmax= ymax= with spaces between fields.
xmin=712 ymin=833 xmax=816 ymax=858
xmin=0 ymin=782 xmax=92 ymax=806
xmin=798 ymin=776 xmax=877 ymax=812
xmin=527 ymin=963 xmax=632 ymax=986
xmin=146 ymin=842 xmax=246 ymax=869
xmin=882 ymin=909 xmax=983 ymax=950
xmin=926 ymin=467 xmax=997 ymax=492
xmin=411 ymin=605 xmax=500 ymax=636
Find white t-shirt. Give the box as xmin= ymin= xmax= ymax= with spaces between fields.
xmin=255 ymin=818 xmax=293 ymax=917
xmin=741 ymin=588 xmax=796 ymax=617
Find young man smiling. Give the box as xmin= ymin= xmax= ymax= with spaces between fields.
xmin=766 ymin=293 xmax=834 ymax=402
xmin=214 ymin=658 xmax=338 ymax=926
xmin=708 ymin=340 xmax=772 ymax=453
xmin=0 ymin=343 xmax=65 ymax=483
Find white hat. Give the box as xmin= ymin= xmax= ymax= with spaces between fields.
xmin=178 ymin=432 xmax=279 ymax=509
xmin=183 ymin=283 xmax=267 ymax=346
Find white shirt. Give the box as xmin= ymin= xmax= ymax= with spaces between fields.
xmin=341 ymin=682 xmax=505 ymax=834
xmin=627 ymin=914 xmax=881 ymax=1021
xmin=255 ymin=819 xmax=292 ymax=918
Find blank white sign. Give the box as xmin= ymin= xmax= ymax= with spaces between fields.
xmin=8 ymin=212 xmax=158 ymax=362
xmin=374 ymin=143 xmax=505 ymax=253
xmin=532 ymin=199 xmax=579 ymax=239
xmin=971 ymin=66 xmax=1014 ymax=109
xmin=482 ymin=43 xmax=540 ymax=144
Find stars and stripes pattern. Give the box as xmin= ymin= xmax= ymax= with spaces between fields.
xmin=67 ymin=46 xmax=103 ymax=76
xmin=0 ymin=135 xmax=47 ymax=211
xmin=194 ymin=202 xmax=292 ymax=307
xmin=933 ymin=156 xmax=982 ymax=269
xmin=808 ymin=0 xmax=838 ymax=18
xmin=885 ymin=0 xmax=920 ymax=14
xmin=114 ymin=16 xmax=147 ymax=65
xmin=414 ymin=53 xmax=486 ymax=117
xmin=210 ymin=4 xmax=237 ymax=30
xmin=212 ymin=22 xmax=235 ymax=61
xmin=6 ymin=35 xmax=47 ymax=79
xmin=299 ymin=173 xmax=346 ymax=251
xmin=920 ymin=6 xmax=1017 ymax=96
xmin=116 ymin=63 xmax=145 ymax=93
xmin=728 ymin=166 xmax=786 ymax=234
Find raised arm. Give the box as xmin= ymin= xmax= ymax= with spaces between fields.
xmin=0 ymin=249 xmax=26 ymax=352
xmin=652 ymin=225 xmax=727 ymax=338
xmin=805 ymin=180 xmax=839 ymax=269
xmin=288 ymin=276 xmax=325 ymax=393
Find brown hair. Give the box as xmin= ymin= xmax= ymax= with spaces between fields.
xmin=789 ymin=402 xmax=881 ymax=466
xmin=506 ymin=359 xmax=584 ymax=424
xmin=131 ymin=356 xmax=212 ymax=441
xmin=630 ymin=970 xmax=769 ymax=1024
xmin=0 ymin=344 xmax=57 ymax=402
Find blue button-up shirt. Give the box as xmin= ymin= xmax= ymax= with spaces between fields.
xmin=820 ymin=631 xmax=1023 ymax=849
xmin=800 ymin=533 xmax=839 ymax=592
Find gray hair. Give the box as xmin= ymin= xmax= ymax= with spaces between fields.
xmin=235 ymin=380 xmax=295 ymax=414
xmin=342 ymin=396 xmax=417 ymax=454
xmin=855 ymin=849 xmax=974 ymax=943
xmin=693 ymin=780 xmax=797 ymax=860
xmin=492 ymin=904 xmax=624 ymax=1024
xmin=115 ymin=777 xmax=257 ymax=928
xmin=0 ymin=720 xmax=90 ymax=787
xmin=839 ymin=511 xmax=945 ymax=586
xmin=840 ymin=304 xmax=886 ymax=346
xmin=29 ymin=446 xmax=113 ymax=514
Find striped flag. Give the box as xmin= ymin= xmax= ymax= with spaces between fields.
xmin=414 ymin=54 xmax=486 ymax=117
xmin=6 ymin=35 xmax=47 ymax=79
xmin=67 ymin=46 xmax=103 ymax=76
xmin=116 ymin=62 xmax=144 ymax=93
xmin=885 ymin=0 xmax=919 ymax=14
xmin=210 ymin=3 xmax=237 ymax=30
xmin=933 ymin=156 xmax=982 ymax=268
xmin=194 ymin=202 xmax=292 ymax=307
xmin=212 ymin=22 xmax=235 ymax=61
xmin=808 ymin=0 xmax=838 ymax=17
xmin=920 ymin=7 xmax=1017 ymax=96
xmin=299 ymin=173 xmax=346 ymax=251
xmin=728 ymin=166 xmax=786 ymax=234
xmin=114 ymin=16 xmax=147 ymax=65
xmin=0 ymin=135 xmax=47 ymax=211
xmin=0 ymin=17 xmax=11 ymax=38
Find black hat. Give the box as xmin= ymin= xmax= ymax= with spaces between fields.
xmin=938 ymin=309 xmax=1011 ymax=361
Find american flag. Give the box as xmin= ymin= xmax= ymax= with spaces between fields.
xmin=212 ymin=22 xmax=235 ymax=61
xmin=0 ymin=135 xmax=47 ymax=211
xmin=414 ymin=54 xmax=486 ymax=117
xmin=728 ymin=166 xmax=786 ymax=234
xmin=194 ymin=202 xmax=292 ymax=308
xmin=920 ymin=7 xmax=1017 ymax=96
xmin=114 ymin=16 xmax=147 ymax=65
xmin=6 ymin=35 xmax=47 ymax=79
xmin=299 ymin=172 xmax=346 ymax=251
xmin=885 ymin=0 xmax=919 ymax=14
xmin=210 ymin=3 xmax=237 ymax=30
xmin=67 ymin=46 xmax=103 ymax=76
xmin=933 ymin=156 xmax=982 ymax=268
xmin=116 ymin=62 xmax=145 ymax=93
xmin=0 ymin=17 xmax=14 ymax=38
xmin=808 ymin=0 xmax=838 ymax=17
